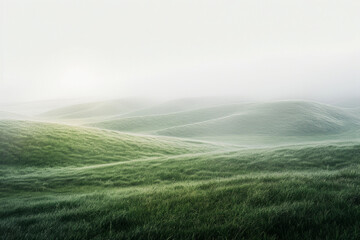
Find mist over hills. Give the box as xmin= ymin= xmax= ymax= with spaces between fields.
xmin=122 ymin=97 xmax=245 ymax=117
xmin=2 ymin=97 xmax=360 ymax=239
xmin=2 ymin=0 xmax=360 ymax=237
xmin=73 ymin=99 xmax=360 ymax=145
xmin=0 ymin=98 xmax=92 ymax=116
xmin=35 ymin=97 xmax=244 ymax=121
xmin=37 ymin=98 xmax=156 ymax=120
xmin=156 ymin=101 xmax=360 ymax=137
xmin=2 ymin=97 xmax=357 ymax=145
xmin=0 ymin=111 xmax=27 ymax=120
xmin=88 ymin=103 xmax=249 ymax=133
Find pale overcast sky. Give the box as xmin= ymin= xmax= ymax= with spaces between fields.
xmin=1 ymin=0 xmax=360 ymax=103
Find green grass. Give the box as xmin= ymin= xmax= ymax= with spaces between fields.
xmin=0 ymin=120 xmax=217 ymax=167
xmin=1 ymin=119 xmax=360 ymax=239
xmin=2 ymin=172 xmax=360 ymax=240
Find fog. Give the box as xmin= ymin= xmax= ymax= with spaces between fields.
xmin=1 ymin=0 xmax=360 ymax=104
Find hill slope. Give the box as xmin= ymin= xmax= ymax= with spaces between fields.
xmin=0 ymin=120 xmax=217 ymax=167
xmin=156 ymin=101 xmax=360 ymax=138
xmin=1 ymin=130 xmax=360 ymax=239
xmin=2 ymin=100 xmax=360 ymax=239
xmin=37 ymin=98 xmax=155 ymax=120
xmin=88 ymin=103 xmax=248 ymax=133
xmin=88 ymin=101 xmax=360 ymax=144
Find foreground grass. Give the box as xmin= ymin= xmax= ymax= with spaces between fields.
xmin=1 ymin=120 xmax=360 ymax=239
xmin=1 ymin=170 xmax=360 ymax=240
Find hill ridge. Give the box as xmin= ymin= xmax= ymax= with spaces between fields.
xmin=0 ymin=120 xmax=218 ymax=167
xmin=87 ymin=101 xmax=360 ymax=144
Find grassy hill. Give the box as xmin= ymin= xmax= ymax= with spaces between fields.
xmin=0 ymin=120 xmax=217 ymax=167
xmin=2 ymin=99 xmax=360 ymax=239
xmin=88 ymin=103 xmax=248 ymax=133
xmin=157 ymin=101 xmax=360 ymax=137
xmin=88 ymin=101 xmax=360 ymax=144
xmin=1 ymin=119 xmax=360 ymax=239
xmin=37 ymin=98 xmax=155 ymax=120
xmin=37 ymin=97 xmax=235 ymax=121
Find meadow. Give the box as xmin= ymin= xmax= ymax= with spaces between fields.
xmin=1 ymin=99 xmax=360 ymax=239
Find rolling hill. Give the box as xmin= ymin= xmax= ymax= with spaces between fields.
xmin=0 ymin=120 xmax=217 ymax=167
xmin=88 ymin=101 xmax=360 ymax=144
xmin=1 ymin=118 xmax=360 ymax=239
xmin=2 ymin=99 xmax=360 ymax=239
xmin=157 ymin=101 xmax=360 ymax=136
xmin=37 ymin=98 xmax=156 ymax=120
xmin=87 ymin=103 xmax=248 ymax=133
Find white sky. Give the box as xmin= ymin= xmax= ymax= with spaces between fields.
xmin=1 ymin=0 xmax=360 ymax=103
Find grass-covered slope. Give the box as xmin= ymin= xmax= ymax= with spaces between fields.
xmin=88 ymin=103 xmax=248 ymax=133
xmin=0 ymin=120 xmax=217 ymax=167
xmin=37 ymin=99 xmax=154 ymax=120
xmin=1 ymin=133 xmax=360 ymax=239
xmin=87 ymin=101 xmax=360 ymax=144
xmin=2 ymin=99 xmax=360 ymax=239
xmin=157 ymin=101 xmax=360 ymax=138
